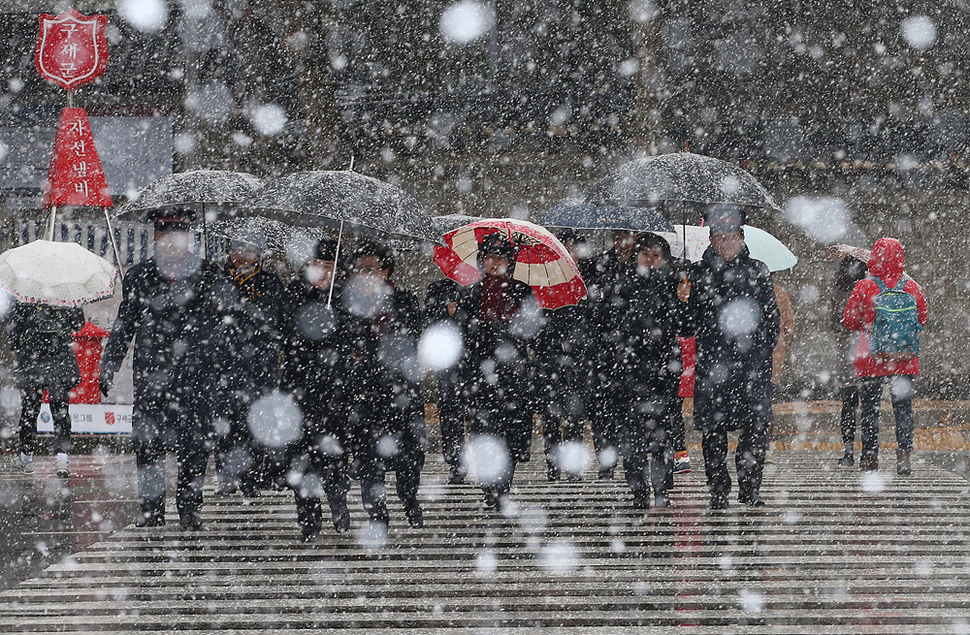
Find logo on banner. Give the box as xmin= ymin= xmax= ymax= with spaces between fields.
xmin=35 ymin=9 xmax=108 ymax=92
xmin=104 ymin=411 xmax=116 ymax=426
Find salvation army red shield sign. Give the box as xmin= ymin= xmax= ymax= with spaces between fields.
xmin=35 ymin=9 xmax=108 ymax=92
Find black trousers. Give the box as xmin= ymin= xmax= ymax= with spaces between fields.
xmin=435 ymin=369 xmax=465 ymax=467
xmin=701 ymin=420 xmax=769 ymax=502
xmin=465 ymin=371 xmax=529 ymax=500
xmin=131 ymin=402 xmax=211 ymax=524
xmin=215 ymin=391 xmax=266 ymax=491
xmin=291 ymin=438 xmax=349 ymax=537
xmin=623 ymin=397 xmax=672 ymax=502
xmin=19 ymin=384 xmax=72 ymax=455
xmin=588 ymin=374 xmax=624 ymax=469
xmin=839 ymin=385 xmax=860 ymax=452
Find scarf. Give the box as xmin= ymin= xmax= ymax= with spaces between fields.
xmin=479 ymin=274 xmax=517 ymax=323
xmin=228 ymin=261 xmax=262 ymax=301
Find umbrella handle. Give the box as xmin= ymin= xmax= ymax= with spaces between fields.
xmin=327 ymin=220 xmax=344 ymax=307
xmin=102 ymin=207 xmax=124 ymax=295
xmin=47 ymin=206 xmax=57 ymax=241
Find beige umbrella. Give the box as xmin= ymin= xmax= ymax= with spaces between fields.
xmin=0 ymin=240 xmax=117 ymax=307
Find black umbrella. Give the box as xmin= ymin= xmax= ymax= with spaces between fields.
xmin=539 ymin=198 xmax=674 ymax=232
xmin=434 ymin=213 xmax=485 ymax=234
xmin=249 ymin=170 xmax=440 ymax=305
xmin=586 ymin=152 xmax=782 ymax=215
xmin=113 ymin=170 xmax=265 ymax=262
xmin=114 ymin=169 xmax=264 ymax=222
xmin=208 ymin=216 xmax=330 ymax=256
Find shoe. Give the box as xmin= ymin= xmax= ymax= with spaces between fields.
xmin=214 ymin=482 xmax=237 ymax=496
xmin=859 ymin=455 xmax=878 ymax=472
xmin=896 ymin=449 xmax=912 ymax=476
xmin=564 ymin=472 xmax=583 ymax=482
xmin=483 ymin=490 xmax=499 ymax=508
xmin=632 ymin=495 xmax=650 ymax=510
xmin=180 ymin=516 xmax=204 ymax=532
xmin=710 ymin=495 xmax=729 ymax=510
xmin=447 ymin=465 xmax=466 ymax=485
xmin=673 ymin=451 xmax=691 ymax=474
xmin=14 ymin=455 xmax=34 ymax=475
xmin=597 ymin=467 xmax=614 ymax=481
xmin=405 ymin=502 xmax=424 ymax=528
xmin=547 ymin=464 xmax=561 ymax=482
xmin=838 ymin=453 xmax=854 ymax=467
xmin=302 ymin=531 xmax=320 ymax=543
xmin=332 ymin=507 xmax=351 ymax=534
xmin=739 ymin=492 xmax=765 ymax=507
xmin=54 ymin=458 xmax=70 ymax=478
xmin=135 ymin=514 xmax=165 ymax=528
xmin=240 ymin=483 xmax=260 ymax=498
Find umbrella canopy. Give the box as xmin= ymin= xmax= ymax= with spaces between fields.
xmin=208 ymin=216 xmax=330 ymax=253
xmin=827 ymin=243 xmax=919 ymax=286
xmin=0 ymin=240 xmax=116 ymax=307
xmin=433 ymin=218 xmax=587 ymax=309
xmin=539 ymin=197 xmax=674 ymax=232
xmin=114 ymin=170 xmax=265 ymax=223
xmin=586 ymin=152 xmax=782 ymax=215
xmin=434 ymin=213 xmax=485 ymax=234
xmin=658 ymin=225 xmax=798 ymax=272
xmin=249 ymin=170 xmax=441 ymax=244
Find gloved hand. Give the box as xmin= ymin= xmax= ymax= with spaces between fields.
xmin=99 ymin=373 xmax=114 ymax=398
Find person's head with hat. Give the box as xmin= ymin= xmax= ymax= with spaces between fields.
xmin=478 ymin=232 xmax=516 ymax=278
xmin=349 ymin=241 xmax=395 ymax=295
xmin=306 ymin=237 xmax=339 ymax=289
xmin=227 ymin=225 xmax=267 ymax=274
xmin=705 ymin=203 xmax=747 ymax=263
xmin=152 ymin=210 xmax=198 ymax=279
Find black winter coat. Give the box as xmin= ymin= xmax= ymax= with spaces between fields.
xmin=340 ymin=281 xmax=423 ymax=431
xmin=683 ymin=245 xmax=780 ymax=432
xmin=5 ymin=303 xmax=84 ymax=389
xmin=279 ymin=277 xmax=348 ymax=440
xmin=613 ymin=265 xmax=683 ymax=399
xmin=223 ymin=262 xmax=285 ymax=389
xmin=101 ymin=257 xmax=238 ymax=411
xmin=422 ymin=278 xmax=465 ymax=329
xmin=455 ymin=276 xmax=537 ymax=460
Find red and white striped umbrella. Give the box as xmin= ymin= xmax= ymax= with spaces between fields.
xmin=433 ymin=218 xmax=587 ymax=309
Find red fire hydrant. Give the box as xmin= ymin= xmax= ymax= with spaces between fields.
xmin=70 ymin=321 xmax=110 ymax=404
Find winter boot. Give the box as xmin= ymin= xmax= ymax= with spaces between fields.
xmin=837 ymin=451 xmax=854 ymax=467
xmin=896 ymin=449 xmax=912 ymax=476
xmin=859 ymin=454 xmax=878 ymax=472
xmin=546 ymin=462 xmax=561 ymax=482
xmin=404 ymin=499 xmax=424 ymax=528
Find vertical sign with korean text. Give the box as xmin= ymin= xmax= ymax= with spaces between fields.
xmin=43 ymin=108 xmax=113 ymax=207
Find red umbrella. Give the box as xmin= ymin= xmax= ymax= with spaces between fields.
xmin=432 ymin=218 xmax=587 ymax=309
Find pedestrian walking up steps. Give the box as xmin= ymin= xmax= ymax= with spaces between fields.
xmin=3 ymin=451 xmax=970 ymax=634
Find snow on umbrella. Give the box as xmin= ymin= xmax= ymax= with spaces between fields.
xmin=0 ymin=240 xmax=116 ymax=307
xmin=658 ymin=225 xmax=798 ymax=272
xmin=434 ymin=213 xmax=485 ymax=234
xmin=586 ymin=152 xmax=782 ymax=215
xmin=248 ymin=170 xmax=442 ymax=244
xmin=539 ymin=197 xmax=674 ymax=232
xmin=114 ymin=169 xmax=264 ymax=222
xmin=827 ymin=243 xmax=920 ymax=286
xmin=208 ymin=216 xmax=330 ymax=253
xmin=433 ymin=218 xmax=587 ymax=310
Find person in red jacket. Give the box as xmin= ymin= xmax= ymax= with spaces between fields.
xmin=842 ymin=238 xmax=928 ymax=475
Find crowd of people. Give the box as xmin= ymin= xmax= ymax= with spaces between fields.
xmin=6 ymin=203 xmax=928 ymax=541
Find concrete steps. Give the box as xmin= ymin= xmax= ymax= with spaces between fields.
xmin=3 ymin=451 xmax=970 ymax=633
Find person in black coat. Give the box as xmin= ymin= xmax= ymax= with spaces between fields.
xmin=343 ymin=242 xmax=426 ymax=529
xmin=533 ymin=229 xmax=594 ymax=481
xmin=100 ymin=215 xmax=239 ymax=530
xmin=586 ymin=231 xmax=636 ymax=480
xmin=613 ymin=234 xmax=683 ymax=508
xmin=423 ymin=277 xmax=468 ymax=484
xmin=681 ymin=205 xmax=780 ymax=509
xmin=279 ymin=238 xmax=352 ymax=540
xmin=213 ymin=231 xmax=285 ymax=497
xmin=5 ymin=302 xmax=85 ymax=477
xmin=455 ymin=233 xmax=539 ymax=513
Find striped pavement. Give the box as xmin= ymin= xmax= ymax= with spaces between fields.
xmin=3 ymin=450 xmax=970 ymax=634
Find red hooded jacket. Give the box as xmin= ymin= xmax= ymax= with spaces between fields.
xmin=842 ymin=238 xmax=927 ymax=377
